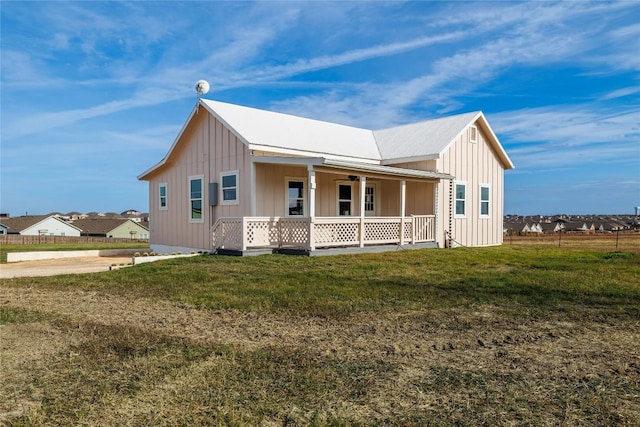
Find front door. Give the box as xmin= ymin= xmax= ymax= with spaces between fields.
xmin=365 ymin=184 xmax=377 ymax=216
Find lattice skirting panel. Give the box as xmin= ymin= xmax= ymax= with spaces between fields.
xmin=314 ymin=222 xmax=359 ymax=246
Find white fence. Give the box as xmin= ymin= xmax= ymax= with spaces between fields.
xmin=211 ymin=215 xmax=435 ymax=251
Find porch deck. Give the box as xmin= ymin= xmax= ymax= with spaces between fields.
xmin=216 ymin=241 xmax=438 ymax=257
xmin=211 ymin=215 xmax=437 ymax=254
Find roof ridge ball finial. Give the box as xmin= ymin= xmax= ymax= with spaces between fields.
xmin=195 ymin=80 xmax=210 ymax=98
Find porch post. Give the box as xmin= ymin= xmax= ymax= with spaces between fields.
xmin=359 ymin=176 xmax=366 ymax=247
xmin=434 ymin=180 xmax=440 ymax=247
xmin=308 ymin=166 xmax=316 ymax=251
xmin=242 ymin=217 xmax=248 ymax=251
xmin=250 ymin=159 xmax=257 ymax=216
xmin=307 ymin=166 xmax=316 ymax=218
xmin=400 ymin=180 xmax=406 ymax=245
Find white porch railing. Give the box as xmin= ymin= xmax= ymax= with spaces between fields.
xmin=211 ymin=215 xmax=435 ymax=251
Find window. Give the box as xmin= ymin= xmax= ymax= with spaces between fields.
xmin=455 ymin=183 xmax=466 ymax=217
xmin=189 ymin=176 xmax=203 ymax=222
xmin=470 ymin=125 xmax=478 ymax=143
xmin=159 ymin=183 xmax=167 ymax=210
xmin=480 ymin=184 xmax=490 ymax=217
xmin=338 ymin=184 xmax=352 ymax=216
xmin=286 ymin=179 xmax=305 ymax=216
xmin=220 ymin=170 xmax=239 ymax=205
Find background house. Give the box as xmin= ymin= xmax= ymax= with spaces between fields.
xmin=0 ymin=215 xmax=81 ymax=236
xmin=71 ymin=218 xmax=149 ymax=239
xmin=139 ymin=98 xmax=514 ymax=254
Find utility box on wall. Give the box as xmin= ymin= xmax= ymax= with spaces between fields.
xmin=209 ymin=182 xmax=218 ymax=206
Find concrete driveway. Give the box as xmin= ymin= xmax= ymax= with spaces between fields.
xmin=0 ymin=256 xmax=134 ymax=279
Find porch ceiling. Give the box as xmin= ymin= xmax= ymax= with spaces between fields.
xmin=251 ymin=155 xmax=453 ymax=181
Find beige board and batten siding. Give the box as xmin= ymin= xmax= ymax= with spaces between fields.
xmin=254 ymin=163 xmax=367 ymax=217
xmin=146 ymin=112 xmax=251 ymax=252
xmin=255 ymin=163 xmax=307 ymax=217
xmin=437 ymin=123 xmax=505 ymax=247
xmin=253 ymin=163 xmax=436 ymax=218
xmin=383 ymin=159 xmax=438 ymax=217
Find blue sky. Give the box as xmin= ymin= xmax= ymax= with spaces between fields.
xmin=1 ymin=1 xmax=639 ymax=216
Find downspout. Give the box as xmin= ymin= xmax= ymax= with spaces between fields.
xmin=448 ymin=180 xmax=454 ymax=248
xmin=400 ymin=180 xmax=406 ymax=246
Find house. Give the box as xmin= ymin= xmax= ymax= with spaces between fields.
xmin=71 ymin=218 xmax=149 ymax=239
xmin=0 ymin=215 xmax=82 ymax=236
xmin=506 ymin=222 xmax=532 ymax=234
xmin=574 ymin=222 xmax=596 ymax=233
xmin=503 ymin=222 xmax=543 ymax=235
xmin=539 ymin=221 xmax=564 ymax=233
xmin=138 ymin=98 xmax=514 ymax=254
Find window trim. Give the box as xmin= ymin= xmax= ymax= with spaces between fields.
xmin=454 ymin=181 xmax=467 ymax=218
xmin=220 ymin=170 xmax=239 ymax=206
xmin=284 ymin=177 xmax=307 ymax=217
xmin=337 ymin=182 xmax=353 ymax=216
xmin=470 ymin=125 xmax=478 ymax=143
xmin=159 ymin=183 xmax=168 ymax=211
xmin=480 ymin=184 xmax=490 ymax=218
xmin=188 ymin=175 xmax=204 ymax=223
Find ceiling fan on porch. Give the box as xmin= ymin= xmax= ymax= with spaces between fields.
xmin=334 ymin=175 xmax=360 ymax=182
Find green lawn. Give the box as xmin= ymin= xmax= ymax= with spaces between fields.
xmin=1 ymin=246 xmax=638 ymax=426
xmin=9 ymin=246 xmax=637 ymax=319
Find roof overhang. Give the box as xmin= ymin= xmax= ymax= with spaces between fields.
xmin=380 ymin=153 xmax=440 ymax=165
xmin=473 ymin=112 xmax=515 ymax=170
xmin=251 ymin=155 xmax=453 ymax=180
xmin=249 ymin=144 xmax=379 ymax=164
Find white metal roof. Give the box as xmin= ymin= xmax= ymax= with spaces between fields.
xmin=200 ymin=99 xmax=381 ymax=162
xmin=139 ymin=99 xmax=513 ymax=180
xmin=374 ymin=111 xmax=481 ymax=163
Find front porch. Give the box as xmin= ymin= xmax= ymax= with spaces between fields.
xmin=211 ymin=215 xmax=437 ymax=254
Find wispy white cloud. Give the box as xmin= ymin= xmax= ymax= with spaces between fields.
xmin=600 ymin=86 xmax=640 ymax=100
xmin=492 ymin=106 xmax=640 ymax=169
xmin=2 ymin=2 xmax=300 ymax=139
xmin=268 ymin=26 xmax=585 ymax=127
xmin=6 ymin=0 xmax=636 ymax=139
xmin=245 ymin=31 xmax=468 ymax=82
xmin=267 ymin=1 xmax=639 ymax=126
xmin=492 ymin=107 xmax=640 ymax=144
xmin=104 ymin=125 xmax=184 ymax=151
xmin=0 ymin=50 xmax=67 ymax=88
xmin=2 ymin=1 xmax=639 ymax=215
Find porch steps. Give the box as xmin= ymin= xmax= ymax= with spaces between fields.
xmin=214 ymin=248 xmax=275 ymax=257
